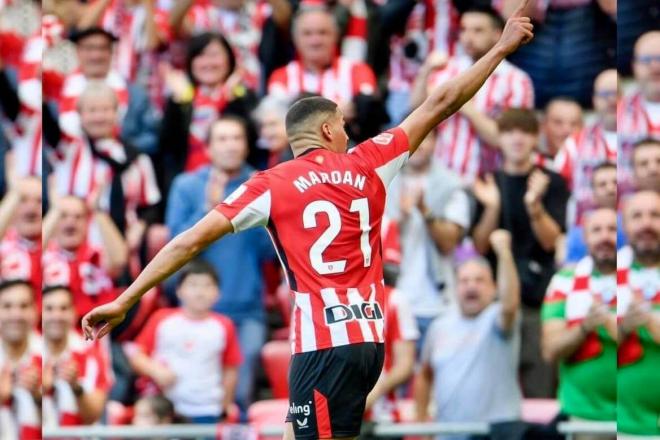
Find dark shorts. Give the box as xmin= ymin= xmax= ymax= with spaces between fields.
xmin=286 ymin=342 xmax=385 ymax=439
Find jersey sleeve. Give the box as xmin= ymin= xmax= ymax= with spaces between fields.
xmin=220 ymin=317 xmax=243 ymax=367
xmin=133 ymin=310 xmax=169 ymax=355
xmin=351 ymin=127 xmax=410 ymax=190
xmin=216 ymin=171 xmax=271 ymax=233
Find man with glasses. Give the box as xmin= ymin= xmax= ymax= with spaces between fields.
xmin=554 ymin=69 xmax=618 ymax=225
xmin=618 ymin=31 xmax=660 ymax=194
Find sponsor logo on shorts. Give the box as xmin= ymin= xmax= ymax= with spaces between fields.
xmin=324 ymin=302 xmax=383 ymax=325
xmin=290 ymin=401 xmax=312 ymax=429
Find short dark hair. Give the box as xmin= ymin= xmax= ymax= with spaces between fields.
xmin=42 ymin=285 xmax=73 ymax=298
xmin=544 ymin=96 xmax=582 ymax=113
xmin=137 ymin=396 xmax=177 ymax=423
xmin=592 ymin=161 xmax=616 ymax=176
xmin=0 ymin=280 xmax=34 ymax=300
xmin=207 ymin=114 xmax=250 ymax=144
xmin=186 ymin=33 xmax=236 ymax=85
xmin=632 ymin=137 xmax=660 ymax=156
xmin=177 ymin=259 xmax=220 ymax=287
xmin=497 ymin=108 xmax=539 ymax=134
xmin=285 ymin=96 xmax=338 ymax=136
xmin=462 ymin=6 xmax=505 ymax=30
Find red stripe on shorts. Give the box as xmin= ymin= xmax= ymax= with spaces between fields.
xmin=314 ymin=389 xmax=333 ymax=439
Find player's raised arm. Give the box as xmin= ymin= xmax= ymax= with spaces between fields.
xmin=399 ymin=0 xmax=533 ymax=153
xmin=81 ymin=210 xmax=233 ymax=340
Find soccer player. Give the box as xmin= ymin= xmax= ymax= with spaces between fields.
xmin=82 ymin=4 xmax=533 ymax=438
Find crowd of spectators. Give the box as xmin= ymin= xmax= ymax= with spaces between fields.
xmin=0 ymin=0 xmax=659 ymax=438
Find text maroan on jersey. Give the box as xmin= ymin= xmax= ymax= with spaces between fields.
xmin=293 ymin=170 xmax=367 ymax=193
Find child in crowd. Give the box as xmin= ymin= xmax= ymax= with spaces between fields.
xmin=126 ymin=260 xmax=242 ymax=423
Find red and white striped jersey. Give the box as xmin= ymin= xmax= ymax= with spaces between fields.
xmin=131 ymin=308 xmax=242 ymax=417
xmin=10 ymin=31 xmax=42 ymax=178
xmin=428 ymin=56 xmax=534 ymax=183
xmin=370 ymin=287 xmax=419 ymax=423
xmin=268 ymin=57 xmax=377 ymax=104
xmin=0 ymin=229 xmax=41 ymax=306
xmin=427 ymin=0 xmax=461 ymax=56
xmin=42 ymin=332 xmax=113 ymax=427
xmin=388 ymin=3 xmax=429 ymax=93
xmin=554 ymin=122 xmax=617 ymax=223
xmin=95 ymin=0 xmax=162 ymax=83
xmin=617 ymin=91 xmax=660 ymax=196
xmin=57 ymin=70 xmax=129 ymax=139
xmin=340 ymin=0 xmax=368 ymax=62
xmin=42 ymin=243 xmax=116 ymax=320
xmin=0 ymin=332 xmax=42 ymax=440
xmin=49 ymin=137 xmax=161 ymax=226
xmin=217 ymin=128 xmax=410 ymax=354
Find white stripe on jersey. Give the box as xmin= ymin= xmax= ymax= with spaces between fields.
xmin=321 ymin=288 xmax=350 ymax=347
xmin=296 ymin=293 xmax=317 ymax=353
xmin=231 ymin=190 xmax=271 ymax=232
xmin=371 ymin=283 xmax=385 ymax=341
xmin=375 ymin=152 xmax=409 ymax=190
xmin=347 ymin=287 xmax=374 ymax=342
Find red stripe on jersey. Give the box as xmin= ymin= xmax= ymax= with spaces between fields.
xmin=310 ymin=291 xmax=333 ymax=348
xmin=366 ymin=286 xmax=379 ymax=342
xmin=460 ymin=128 xmax=475 ymax=176
xmin=346 ymin=16 xmax=367 ymax=38
xmin=336 ymin=289 xmax=364 ymax=345
xmin=314 ymin=389 xmax=333 ymax=439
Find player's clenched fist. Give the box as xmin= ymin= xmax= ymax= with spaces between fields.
xmin=489 ymin=229 xmax=512 ymax=255
xmin=495 ymin=0 xmax=534 ymax=55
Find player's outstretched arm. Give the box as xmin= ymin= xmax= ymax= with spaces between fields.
xmin=399 ymin=0 xmax=533 ymax=153
xmin=82 ymin=210 xmax=233 ymax=340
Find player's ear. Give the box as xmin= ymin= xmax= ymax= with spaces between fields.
xmin=321 ymin=122 xmax=333 ymax=141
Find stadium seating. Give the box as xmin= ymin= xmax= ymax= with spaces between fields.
xmin=261 ymin=340 xmax=290 ymax=399
xmin=248 ymin=399 xmax=289 ymax=439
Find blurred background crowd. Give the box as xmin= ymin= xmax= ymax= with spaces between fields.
xmin=0 ymin=0 xmax=659 ymax=438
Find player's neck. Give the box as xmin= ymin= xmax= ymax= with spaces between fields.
xmin=2 ymin=338 xmax=28 ymax=362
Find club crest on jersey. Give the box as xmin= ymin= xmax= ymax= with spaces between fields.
xmin=372 ymin=132 xmax=394 ymax=145
xmin=324 ymin=302 xmax=383 ymax=325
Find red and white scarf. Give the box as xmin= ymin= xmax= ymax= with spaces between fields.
xmin=99 ymin=0 xmax=151 ymax=82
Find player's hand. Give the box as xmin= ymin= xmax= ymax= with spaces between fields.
xmin=82 ymin=300 xmax=129 ymax=341
xmin=494 ymin=0 xmax=534 ymax=55
xmin=472 ymin=174 xmax=500 ymax=209
xmin=489 ymin=229 xmax=512 ymax=255
xmin=581 ymin=296 xmax=610 ymax=333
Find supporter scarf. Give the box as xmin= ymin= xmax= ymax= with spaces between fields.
xmin=617 ymin=246 xmax=660 ymax=366
xmin=88 ymin=136 xmax=140 ymax=233
xmin=563 ymin=257 xmax=616 ymax=363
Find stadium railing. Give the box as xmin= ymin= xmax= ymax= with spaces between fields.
xmin=42 ymin=420 xmax=617 ymax=439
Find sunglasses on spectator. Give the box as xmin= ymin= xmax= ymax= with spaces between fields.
xmin=635 ymin=55 xmax=660 ymax=65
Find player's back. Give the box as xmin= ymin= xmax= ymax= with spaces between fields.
xmin=218 ymin=128 xmax=410 ymax=353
